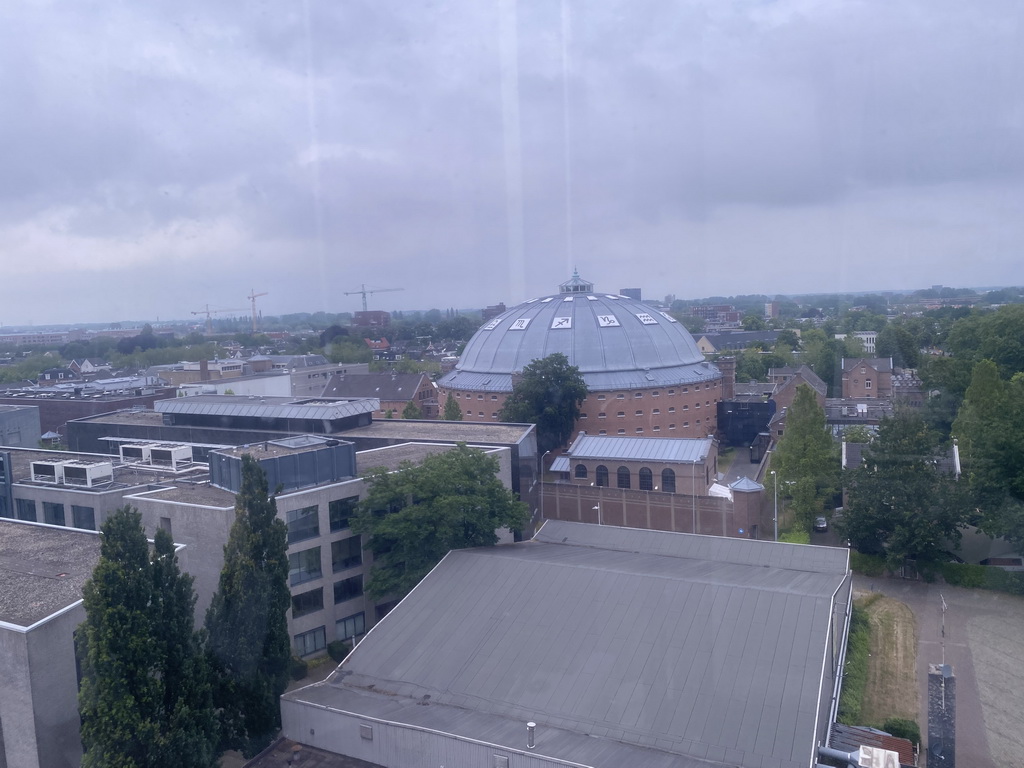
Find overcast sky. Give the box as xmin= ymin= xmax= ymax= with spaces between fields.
xmin=2 ymin=0 xmax=1022 ymax=326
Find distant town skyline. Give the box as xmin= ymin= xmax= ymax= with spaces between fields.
xmin=3 ymin=1 xmax=1022 ymax=325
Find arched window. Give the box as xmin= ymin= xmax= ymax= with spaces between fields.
xmin=595 ymin=465 xmax=609 ymax=487
xmin=661 ymin=469 xmax=676 ymax=493
xmin=639 ymin=467 xmax=653 ymax=491
xmin=617 ymin=466 xmax=631 ymax=489
xmin=575 ymin=463 xmax=588 ymax=480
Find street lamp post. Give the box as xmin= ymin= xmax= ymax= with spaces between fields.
xmin=771 ymin=470 xmax=778 ymax=542
xmin=592 ymin=504 xmax=602 ymax=526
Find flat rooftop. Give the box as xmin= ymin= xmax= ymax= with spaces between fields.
xmin=216 ymin=435 xmax=354 ymax=461
xmin=0 ymin=520 xmax=101 ymax=628
xmin=128 ymin=483 xmax=235 ymax=508
xmin=73 ymin=409 xmax=166 ymax=427
xmin=286 ymin=521 xmax=850 ymax=768
xmin=340 ymin=419 xmax=534 ymax=446
xmin=0 ymin=446 xmax=205 ymax=490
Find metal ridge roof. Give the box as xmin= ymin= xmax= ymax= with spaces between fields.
xmin=565 ymin=434 xmax=714 ymax=463
xmin=155 ymin=396 xmax=378 ymax=421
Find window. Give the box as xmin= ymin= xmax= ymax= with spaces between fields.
xmin=634 ymin=392 xmax=642 ymax=399
xmin=491 ymin=394 xmax=498 ymax=400
xmin=336 ymin=612 xmax=366 ymax=642
xmin=635 ymin=427 xmax=644 ymax=434
xmin=668 ymin=407 xmax=675 ymax=413
xmin=288 ymin=547 xmax=322 ymax=586
xmin=579 ymin=412 xmax=587 ymax=419
xmin=617 ymin=411 xmax=625 ymax=418
xmin=616 ymin=393 xmax=625 ymax=399
xmin=617 ymin=467 xmax=631 ymax=489
xmin=652 ymin=426 xmax=660 ymax=432
xmin=662 ymin=469 xmax=676 ymax=493
xmin=292 ymin=587 xmax=324 ymax=618
xmin=667 ymin=389 xmax=675 ymax=395
xmin=639 ymin=468 xmax=653 ymax=491
xmin=574 ymin=464 xmax=588 ymax=479
xmin=617 ymin=428 xmax=626 ymax=434
xmin=635 ymin=410 xmax=642 ymax=417
xmin=695 ymin=402 xmax=700 ymax=409
xmin=294 ymin=626 xmax=326 ymax=657
xmin=597 ymin=394 xmax=606 ymax=400
xmin=595 ymin=465 xmax=609 ymax=487
xmin=15 ymin=498 xmax=36 ymax=522
xmin=286 ymin=505 xmax=319 ymax=544
xmin=669 ymin=424 xmax=676 ymax=430
xmin=652 ymin=408 xmax=660 ymax=415
xmin=866 ymin=379 xmax=872 ymax=389
xmin=652 ymin=390 xmax=660 ymax=397
xmin=683 ymin=404 xmax=689 ymax=410
xmin=334 ymin=575 xmax=363 ymax=604
xmin=598 ymin=429 xmax=607 ymax=435
xmin=684 ymin=421 xmax=689 ymax=427
xmin=332 ymin=536 xmax=362 ymax=572
xmin=492 ymin=412 xmax=498 ymax=418
xmin=477 ymin=394 xmax=484 ymax=400
xmin=682 ymin=387 xmax=689 ymax=393
xmin=43 ymin=501 xmax=65 ymax=526
xmin=72 ymin=505 xmax=96 ymax=530
xmin=329 ymin=496 xmax=358 ymax=532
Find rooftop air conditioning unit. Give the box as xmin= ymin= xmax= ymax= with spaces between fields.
xmin=61 ymin=461 xmax=114 ymax=488
xmin=31 ymin=461 xmax=65 ymax=484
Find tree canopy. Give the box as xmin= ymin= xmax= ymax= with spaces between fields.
xmin=498 ymin=353 xmax=588 ymax=454
xmin=770 ymin=384 xmax=839 ymax=531
xmin=204 ymin=455 xmax=291 ymax=757
xmin=352 ymin=444 xmax=529 ymax=600
xmin=842 ymin=412 xmax=969 ymax=568
xmin=952 ymin=360 xmax=1024 ymax=551
xmin=78 ymin=507 xmax=217 ymax=768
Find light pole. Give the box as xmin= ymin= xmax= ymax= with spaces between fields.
xmin=771 ymin=470 xmax=778 ymax=542
xmin=592 ymin=504 xmax=602 ymax=526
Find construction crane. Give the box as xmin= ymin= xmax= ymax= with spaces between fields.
xmin=191 ymin=304 xmax=247 ymax=334
xmin=247 ymin=289 xmax=268 ymax=333
xmin=343 ymin=284 xmax=404 ymax=312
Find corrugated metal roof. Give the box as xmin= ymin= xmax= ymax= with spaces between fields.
xmin=287 ymin=521 xmax=850 ymax=768
xmin=565 ymin=435 xmax=713 ymax=463
xmin=155 ymin=395 xmax=378 ymax=421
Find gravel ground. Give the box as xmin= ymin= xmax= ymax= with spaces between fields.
xmin=854 ymin=575 xmax=1024 ymax=767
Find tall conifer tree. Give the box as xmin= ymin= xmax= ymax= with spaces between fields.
xmin=204 ymin=454 xmax=291 ymax=757
xmin=78 ymin=506 xmax=217 ymax=768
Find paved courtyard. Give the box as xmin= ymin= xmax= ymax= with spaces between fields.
xmin=853 ymin=575 xmax=1024 ymax=767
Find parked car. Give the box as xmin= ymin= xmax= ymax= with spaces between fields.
xmin=813 ymin=516 xmax=828 ymax=533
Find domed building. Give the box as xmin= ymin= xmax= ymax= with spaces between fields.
xmin=438 ymin=272 xmax=723 ymax=441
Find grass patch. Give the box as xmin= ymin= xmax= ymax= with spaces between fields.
xmin=840 ymin=594 xmax=920 ymax=742
xmin=779 ymin=530 xmax=810 ymax=544
xmin=850 ymin=551 xmax=887 ymax=576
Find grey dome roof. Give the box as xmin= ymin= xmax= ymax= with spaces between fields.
xmin=440 ymin=275 xmax=720 ymax=393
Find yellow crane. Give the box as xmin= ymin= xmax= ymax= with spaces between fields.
xmin=343 ymin=284 xmax=404 ymax=312
xmin=247 ymin=290 xmax=268 ymax=333
xmin=191 ymin=305 xmax=247 ymax=334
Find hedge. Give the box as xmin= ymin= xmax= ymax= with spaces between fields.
xmin=837 ymin=600 xmax=873 ymax=724
xmin=939 ymin=562 xmax=1024 ymax=595
xmin=849 ymin=551 xmax=887 ymax=577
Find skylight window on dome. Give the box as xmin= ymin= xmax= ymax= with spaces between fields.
xmin=597 ymin=315 xmax=620 ymax=327
xmin=551 ymin=316 xmax=572 ymax=329
xmin=659 ymin=312 xmax=678 ymax=323
xmin=586 ymin=295 xmax=598 ymax=301
xmin=604 ymin=295 xmax=619 ymax=300
xmin=509 ymin=318 xmax=531 ymax=330
xmin=541 ymin=297 xmax=554 ymax=302
xmin=563 ymin=296 xmax=574 ymax=301
xmin=482 ymin=318 xmax=502 ymax=330
xmin=636 ymin=313 xmax=658 ymax=325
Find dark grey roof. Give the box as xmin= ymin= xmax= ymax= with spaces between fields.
xmin=288 ymin=521 xmax=849 ymax=768
xmin=700 ymin=331 xmax=781 ymax=350
xmin=155 ymin=395 xmax=378 ymax=421
xmin=322 ymin=373 xmax=431 ymax=401
xmin=439 ymin=278 xmax=718 ymax=393
xmin=0 ymin=521 xmax=100 ymax=627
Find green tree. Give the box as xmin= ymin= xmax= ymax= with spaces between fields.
xmin=875 ymin=324 xmax=919 ymax=368
xmin=402 ymin=399 xmax=422 ymax=419
xmin=842 ymin=412 xmax=969 ymax=568
xmin=443 ymin=393 xmax=463 ymax=421
xmin=78 ymin=507 xmax=217 ymax=768
xmin=952 ymin=361 xmax=1024 ymax=551
xmin=741 ymin=314 xmax=767 ymax=331
xmin=498 ymin=353 xmax=588 ymax=454
xmin=352 ymin=444 xmax=529 ymax=600
xmin=771 ymin=384 xmax=838 ymax=531
xmin=204 ymin=455 xmax=291 ymax=757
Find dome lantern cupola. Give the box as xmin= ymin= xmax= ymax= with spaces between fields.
xmin=559 ymin=269 xmax=593 ymax=294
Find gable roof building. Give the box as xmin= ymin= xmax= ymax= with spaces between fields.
xmin=281 ymin=520 xmax=853 ymax=768
xmin=322 ymin=372 xmax=438 ymax=419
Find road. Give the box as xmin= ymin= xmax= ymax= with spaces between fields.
xmin=852 ymin=574 xmax=1024 ymax=768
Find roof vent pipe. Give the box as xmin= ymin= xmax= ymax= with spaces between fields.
xmin=527 ymin=722 xmax=536 ymax=750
